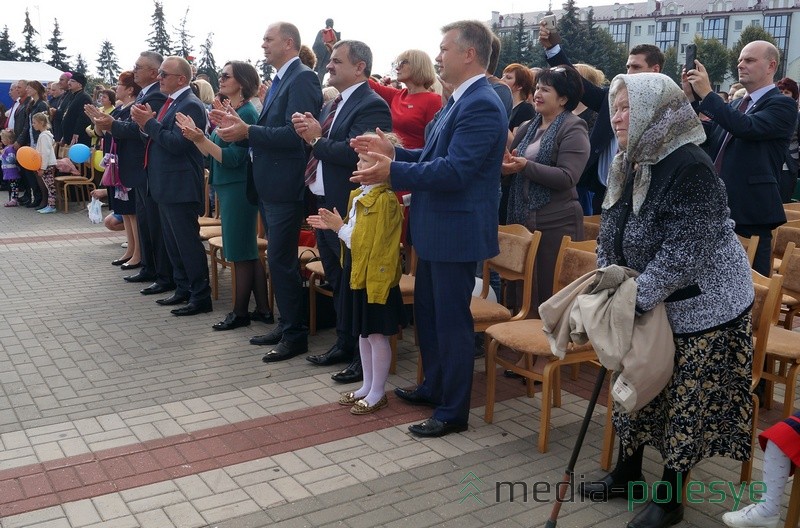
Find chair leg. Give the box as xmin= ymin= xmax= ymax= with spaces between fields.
xmin=764 ymin=357 xmax=776 ymax=410
xmin=740 ymin=394 xmax=759 ymax=484
xmin=570 ymin=363 xmax=580 ymax=381
xmin=484 ymin=338 xmax=499 ymax=424
xmin=389 ymin=334 xmax=398 ymax=375
xmin=600 ymin=372 xmax=616 ymax=471
xmin=782 ymin=363 xmax=800 ymax=418
xmin=785 ymin=473 xmax=800 ymax=528
xmin=539 ymin=360 xmax=559 ymax=453
xmin=524 ymin=354 xmax=535 ymax=398
xmin=553 ymin=362 xmax=562 ymax=408
xmin=210 ymin=246 xmax=220 ymax=300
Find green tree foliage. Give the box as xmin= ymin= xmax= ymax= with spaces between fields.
xmin=74 ymin=54 xmax=88 ymax=75
xmin=582 ymin=8 xmax=627 ymax=80
xmin=0 ymin=26 xmax=20 ymax=61
xmin=729 ymin=25 xmax=777 ymax=79
xmin=96 ymin=40 xmax=121 ymax=85
xmin=557 ymin=0 xmax=589 ymax=61
xmin=256 ymin=59 xmax=275 ymax=82
xmin=174 ymin=8 xmax=194 ymax=60
xmin=147 ymin=1 xmax=172 ymax=57
xmin=694 ymin=36 xmax=729 ymax=87
xmin=46 ymin=20 xmax=70 ymax=71
xmin=20 ymin=9 xmax=41 ymax=62
xmin=197 ymin=33 xmax=218 ymax=91
xmin=662 ymin=46 xmax=681 ymax=85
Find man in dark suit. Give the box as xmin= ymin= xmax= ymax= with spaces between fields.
xmin=215 ymin=22 xmax=322 ymax=361
xmin=539 ymin=26 xmax=663 ymax=214
xmin=130 ymin=56 xmax=211 ymax=316
xmin=60 ymin=72 xmax=93 ymax=146
xmin=88 ymin=51 xmax=174 ymax=295
xmin=292 ymin=40 xmax=392 ymax=381
xmin=686 ymin=40 xmax=795 ymax=275
xmin=9 ymin=80 xmax=35 ymax=207
xmin=351 ymin=20 xmax=508 ymax=437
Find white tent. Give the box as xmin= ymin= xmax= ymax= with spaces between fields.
xmin=0 ymin=61 xmax=64 ymax=107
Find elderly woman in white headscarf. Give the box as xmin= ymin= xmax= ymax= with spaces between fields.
xmin=579 ymin=73 xmax=754 ymax=528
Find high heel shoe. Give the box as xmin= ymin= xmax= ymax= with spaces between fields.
xmin=120 ymin=261 xmax=141 ymax=270
xmin=112 ymin=257 xmax=132 ymax=266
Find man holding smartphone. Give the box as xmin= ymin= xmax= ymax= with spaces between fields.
xmin=538 ymin=23 xmax=663 ymax=214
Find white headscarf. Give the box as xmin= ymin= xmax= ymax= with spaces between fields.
xmin=603 ymin=73 xmax=706 ymax=214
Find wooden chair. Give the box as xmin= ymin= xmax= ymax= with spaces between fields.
xmin=484 ymin=235 xmax=598 ymax=453
xmin=55 ymin=160 xmax=96 ymax=212
xmin=198 ymin=171 xmax=221 ymax=228
xmin=772 ymin=225 xmax=800 ymax=274
xmin=737 ymin=234 xmax=760 ymax=267
xmin=785 ymin=473 xmax=800 ymax=528
xmin=786 ymin=209 xmax=800 ymax=222
xmin=762 ymin=244 xmax=800 ymax=418
xmin=784 ymin=202 xmax=800 ymax=212
xmin=583 ymin=214 xmax=601 ymax=242
xmin=778 ymin=242 xmax=800 ymax=329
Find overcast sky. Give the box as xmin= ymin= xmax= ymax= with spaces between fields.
xmin=2 ymin=1 xmax=555 ymax=79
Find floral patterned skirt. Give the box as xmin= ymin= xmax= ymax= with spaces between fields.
xmin=612 ymin=310 xmax=754 ymax=472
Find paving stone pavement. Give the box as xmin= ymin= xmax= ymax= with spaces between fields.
xmin=0 ymin=202 xmax=798 ymax=528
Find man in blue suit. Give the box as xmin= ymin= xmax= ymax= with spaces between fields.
xmin=351 ymin=20 xmax=508 ymax=437
xmin=131 ymin=56 xmax=211 ymax=316
xmin=215 ymin=22 xmax=322 ymax=362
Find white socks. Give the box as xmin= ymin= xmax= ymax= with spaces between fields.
xmin=352 ymin=334 xmax=392 ymax=406
xmin=754 ymin=440 xmax=791 ymax=517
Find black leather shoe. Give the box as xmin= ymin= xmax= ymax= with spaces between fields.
xmin=394 ymin=387 xmax=438 ymax=407
xmin=331 ymin=356 xmax=363 ymax=383
xmin=250 ymin=327 xmax=283 ymax=346
xmin=125 ymin=272 xmax=157 ymax=283
xmin=627 ymin=502 xmax=684 ymax=528
xmin=120 ymin=261 xmax=141 ymax=271
xmin=112 ymin=257 xmax=131 ymax=266
xmin=408 ymin=418 xmax=468 ymax=438
xmin=262 ymin=339 xmax=307 ymax=362
xmin=156 ymin=293 xmax=190 ymax=306
xmin=171 ymin=299 xmax=213 ymax=316
xmin=579 ymin=472 xmax=647 ymax=502
xmin=249 ymin=310 xmax=275 ymax=324
xmin=213 ymin=312 xmax=251 ymax=331
xmin=306 ymin=343 xmax=354 ymax=366
xmin=140 ymin=282 xmax=176 ymax=295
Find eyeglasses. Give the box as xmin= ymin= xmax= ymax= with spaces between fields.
xmin=132 ymin=64 xmax=153 ymax=72
xmin=392 ymin=60 xmax=409 ymax=70
xmin=158 ymin=70 xmax=181 ymax=78
xmin=219 ymin=73 xmax=233 ymax=81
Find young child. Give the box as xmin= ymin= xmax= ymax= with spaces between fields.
xmin=31 ymin=112 xmax=58 ymax=214
xmin=307 ymin=135 xmax=405 ymax=415
xmin=1 ymin=130 xmax=21 ymax=207
xmin=723 ymin=411 xmax=800 ymax=528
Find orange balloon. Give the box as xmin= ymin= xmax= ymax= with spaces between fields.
xmin=17 ymin=146 xmax=42 ymax=171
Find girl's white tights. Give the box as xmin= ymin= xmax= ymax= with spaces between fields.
xmin=353 ymin=334 xmax=392 ymax=406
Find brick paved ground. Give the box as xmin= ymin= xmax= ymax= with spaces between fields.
xmin=0 ymin=201 xmax=797 ymax=528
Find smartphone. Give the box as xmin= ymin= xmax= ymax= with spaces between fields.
xmin=540 ymin=14 xmax=557 ymax=30
xmin=685 ymin=44 xmax=697 ymax=71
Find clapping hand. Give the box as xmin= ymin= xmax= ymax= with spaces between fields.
xmin=350 ymin=150 xmax=392 ymax=185
xmin=501 ymin=149 xmax=527 ymax=175
xmin=307 ymin=207 xmax=344 ymax=232
xmin=130 ymin=103 xmax=155 ymax=128
xmin=175 ymin=112 xmax=205 ymax=143
xmin=84 ymin=104 xmax=114 ymax=131
xmin=349 ymin=128 xmax=395 ymax=157
xmin=291 ymin=112 xmax=322 ymax=144
xmin=212 ymin=109 xmax=248 ymax=142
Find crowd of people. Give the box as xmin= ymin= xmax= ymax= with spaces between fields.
xmin=2 ymin=15 xmax=800 ymax=528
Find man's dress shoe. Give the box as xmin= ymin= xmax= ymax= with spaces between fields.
xmin=262 ymin=339 xmax=307 ymax=362
xmin=306 ymin=343 xmax=353 ymax=366
xmin=249 ymin=310 xmax=275 ymax=324
xmin=394 ymin=387 xmax=438 ymax=407
xmin=408 ymin=418 xmax=468 ymax=437
xmin=140 ymin=282 xmax=176 ymax=295
xmin=125 ymin=272 xmax=157 ymax=283
xmin=171 ymin=299 xmax=212 ymax=316
xmin=627 ymin=502 xmax=684 ymax=528
xmin=250 ymin=327 xmax=283 ymax=346
xmin=212 ymin=312 xmax=251 ymax=331
xmin=579 ymin=472 xmax=647 ymax=501
xmin=156 ymin=293 xmax=190 ymax=306
xmin=331 ymin=356 xmax=363 ymax=383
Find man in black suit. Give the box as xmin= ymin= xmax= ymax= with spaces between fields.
xmin=538 ymin=26 xmax=663 ymax=214
xmin=215 ymin=23 xmax=322 ymax=361
xmin=292 ymin=40 xmax=392 ymax=382
xmin=131 ymin=56 xmax=211 ymax=316
xmin=8 ymin=80 xmax=35 ymax=207
xmin=686 ymin=40 xmax=795 ymax=276
xmin=89 ymin=51 xmax=174 ymax=295
xmin=60 ymin=72 xmax=93 ymax=146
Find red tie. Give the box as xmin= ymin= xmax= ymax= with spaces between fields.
xmin=713 ymin=95 xmax=750 ymax=175
xmin=304 ymin=95 xmax=342 ymax=186
xmin=144 ymin=97 xmax=174 ymax=168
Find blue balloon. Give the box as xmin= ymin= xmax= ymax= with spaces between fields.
xmin=68 ymin=144 xmax=91 ymax=164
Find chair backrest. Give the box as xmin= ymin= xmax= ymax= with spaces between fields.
xmin=785 ymin=209 xmax=800 ymax=221
xmin=483 ymin=224 xmax=542 ymax=317
xmin=583 ymin=217 xmax=601 ymax=242
xmin=778 ymin=242 xmax=800 ymax=306
xmin=751 ymin=270 xmax=784 ymax=389
xmin=785 ymin=202 xmax=800 ymax=212
xmin=772 ymin=225 xmax=800 ymax=262
xmin=551 ymin=236 xmax=598 ymax=295
xmin=737 ymin=234 xmax=760 ymax=267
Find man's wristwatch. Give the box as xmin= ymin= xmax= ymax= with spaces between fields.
xmin=309 ymin=136 xmax=322 ymax=148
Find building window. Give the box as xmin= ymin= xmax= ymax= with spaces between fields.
xmin=681 ymin=43 xmax=687 ymax=53
xmin=764 ymin=14 xmax=791 ymax=72
xmin=702 ymin=17 xmax=728 ymax=45
xmin=696 ymin=22 xmax=703 ymax=32
xmin=634 ymin=25 xmax=642 ymax=36
xmin=682 ymin=23 xmax=689 ymax=33
xmin=648 ymin=24 xmax=655 ymax=35
xmin=734 ymin=20 xmax=743 ymax=30
xmin=751 ymin=19 xmax=761 ymax=27
xmin=655 ymin=19 xmax=679 ymax=51
xmin=609 ymin=22 xmax=631 ymax=46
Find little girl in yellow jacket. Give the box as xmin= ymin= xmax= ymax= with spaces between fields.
xmin=308 ymin=151 xmax=405 ymax=415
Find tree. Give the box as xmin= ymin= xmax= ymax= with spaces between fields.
xmin=511 ymin=16 xmax=533 ymax=68
xmin=0 ymin=26 xmax=20 ymax=61
xmin=729 ymin=25 xmax=777 ymax=79
xmin=96 ymin=40 xmax=121 ymax=85
xmin=256 ymin=59 xmax=275 ymax=82
xmin=556 ymin=0 xmax=589 ymax=63
xmin=19 ymin=9 xmax=41 ymax=62
xmin=694 ymin=36 xmax=729 ymax=88
xmin=174 ymin=7 xmax=193 ymax=59
xmin=74 ymin=54 xmax=88 ymax=75
xmin=197 ymin=32 xmax=219 ymax=91
xmin=147 ymin=0 xmax=172 ymax=57
xmin=46 ymin=20 xmax=70 ymax=71
xmin=583 ymin=9 xmax=627 ymax=79
xmin=662 ymin=47 xmax=681 ymax=85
